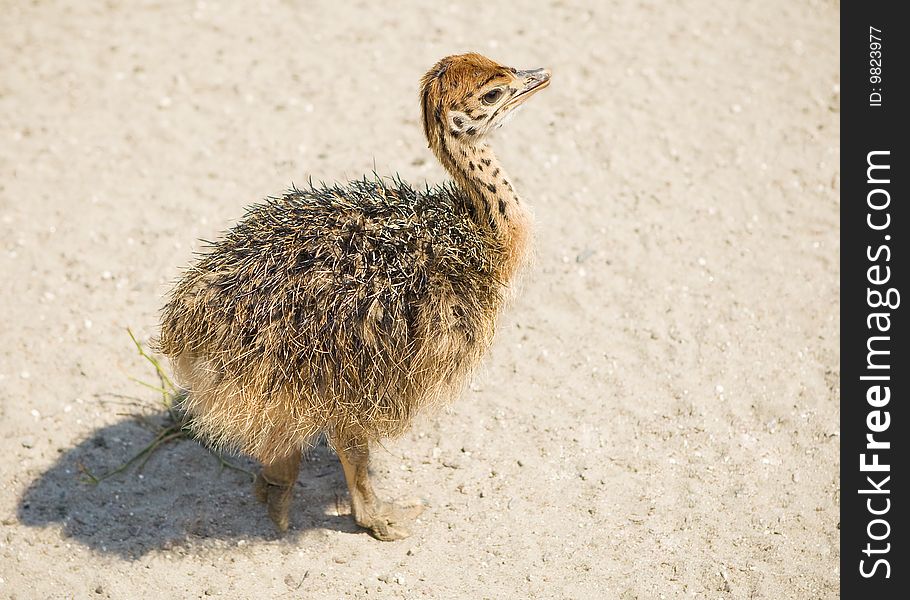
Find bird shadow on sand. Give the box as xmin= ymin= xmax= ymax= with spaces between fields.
xmin=17 ymin=410 xmax=361 ymax=559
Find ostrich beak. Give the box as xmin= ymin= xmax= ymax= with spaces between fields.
xmin=508 ymin=68 xmax=552 ymax=108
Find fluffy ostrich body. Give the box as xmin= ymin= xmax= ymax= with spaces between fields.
xmin=158 ymin=53 xmax=550 ymax=540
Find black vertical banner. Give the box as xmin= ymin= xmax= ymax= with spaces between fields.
xmin=841 ymin=2 xmax=907 ymax=597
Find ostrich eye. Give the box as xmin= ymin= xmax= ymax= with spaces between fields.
xmin=481 ymin=88 xmax=503 ymax=105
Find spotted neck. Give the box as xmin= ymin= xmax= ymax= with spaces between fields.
xmin=431 ymin=131 xmax=532 ymax=281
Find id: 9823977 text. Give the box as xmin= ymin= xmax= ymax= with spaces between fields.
xmin=869 ymin=26 xmax=883 ymax=107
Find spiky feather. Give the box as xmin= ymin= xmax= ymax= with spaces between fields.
xmin=158 ymin=176 xmax=506 ymax=462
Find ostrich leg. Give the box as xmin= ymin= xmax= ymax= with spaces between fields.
xmin=254 ymin=449 xmax=302 ymax=531
xmin=333 ymin=436 xmax=424 ymax=541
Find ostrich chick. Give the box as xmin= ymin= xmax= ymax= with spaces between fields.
xmin=158 ymin=53 xmax=551 ymax=540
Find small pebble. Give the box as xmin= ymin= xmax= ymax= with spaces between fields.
xmin=576 ymin=248 xmax=595 ymax=263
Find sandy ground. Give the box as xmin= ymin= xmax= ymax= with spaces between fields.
xmin=0 ymin=0 xmax=840 ymax=598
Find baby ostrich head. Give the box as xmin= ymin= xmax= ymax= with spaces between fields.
xmin=419 ymin=53 xmax=549 ymax=276
xmin=420 ymin=53 xmax=551 ymax=155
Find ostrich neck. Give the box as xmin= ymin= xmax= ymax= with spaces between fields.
xmin=432 ymin=133 xmax=532 ymax=281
